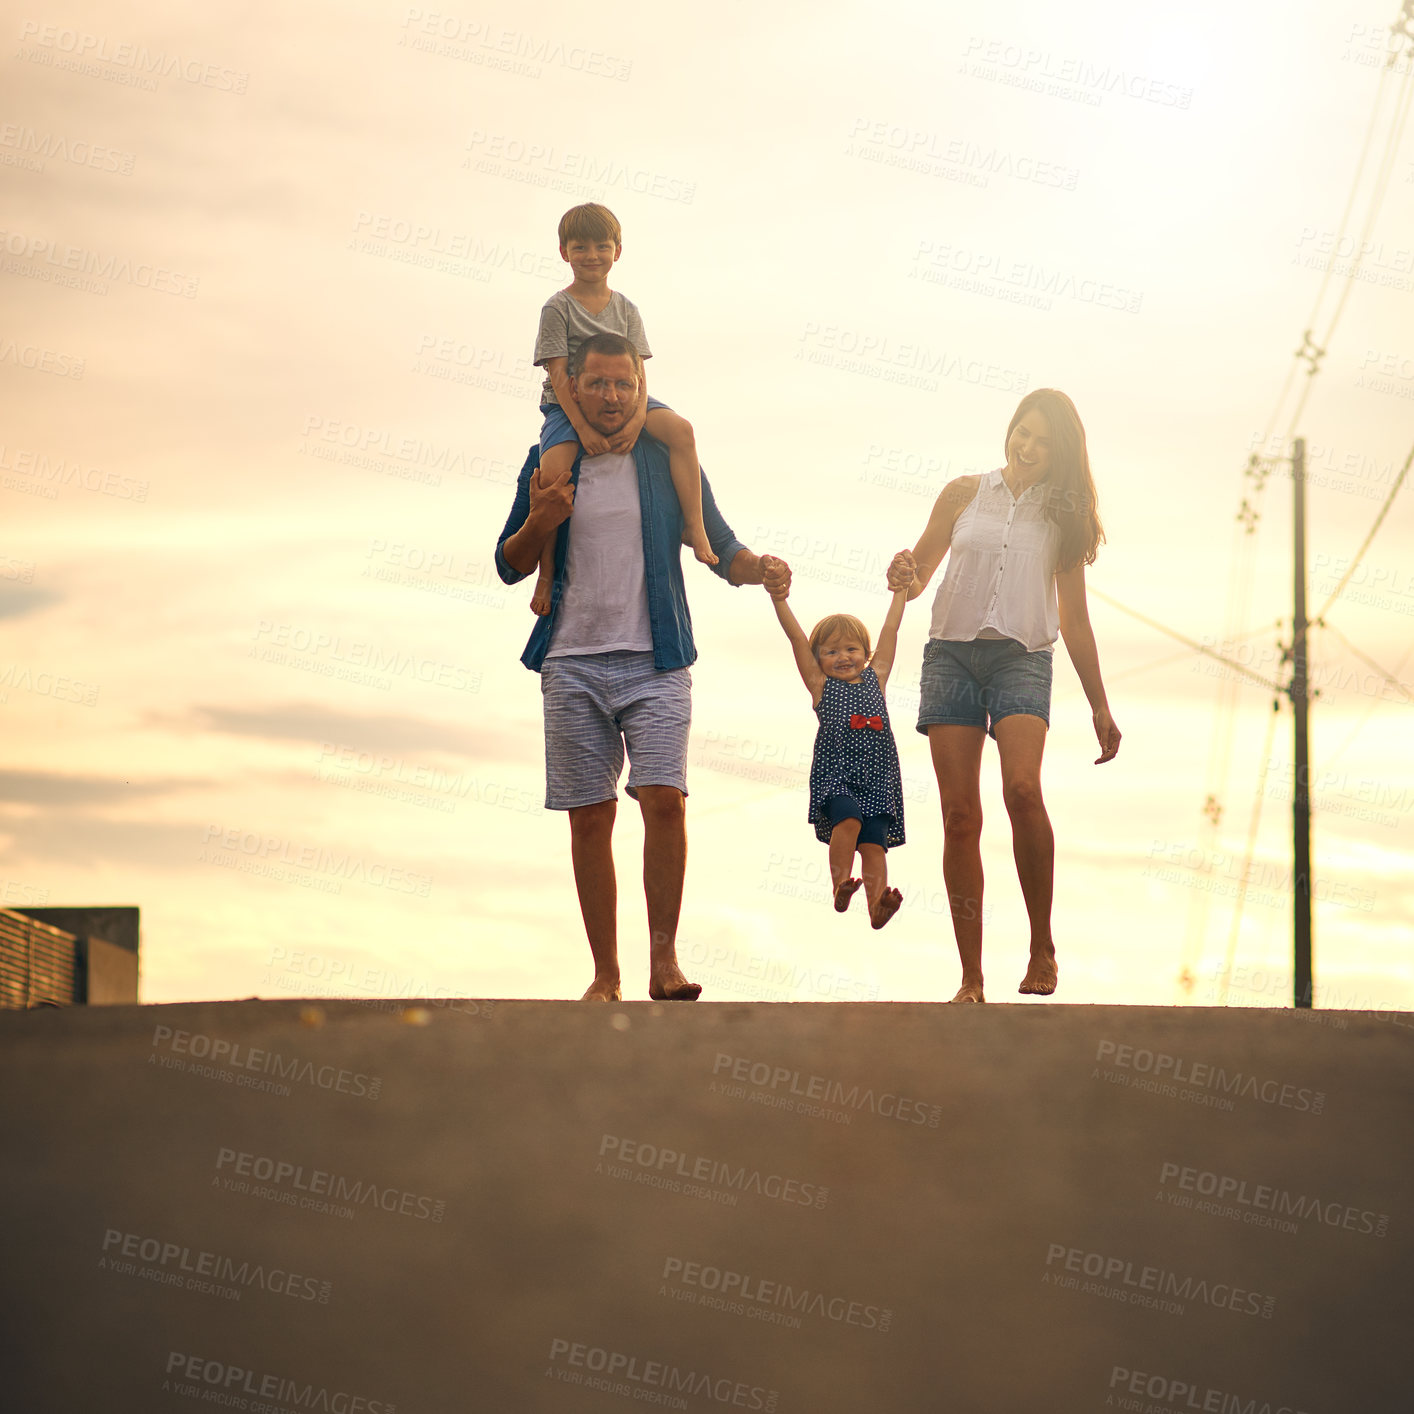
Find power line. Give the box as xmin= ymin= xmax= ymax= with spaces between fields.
xmin=1312 ymin=437 xmax=1414 ymax=622
xmin=1317 ymin=621 xmax=1414 ymax=704
xmin=1088 ymin=588 xmax=1282 ymax=691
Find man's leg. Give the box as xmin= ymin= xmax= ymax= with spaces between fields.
xmin=542 ymin=656 xmax=626 ymax=1001
xmin=637 ymin=786 xmax=700 ymax=1001
xmin=993 ymin=714 xmax=1057 ymax=995
xmin=928 ymin=724 xmax=988 ymax=1001
xmin=568 ymin=800 xmax=620 ymax=1000
xmin=615 ymin=656 xmax=698 ymax=1000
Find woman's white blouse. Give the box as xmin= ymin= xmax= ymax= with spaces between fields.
xmin=928 ymin=468 xmax=1062 ymax=652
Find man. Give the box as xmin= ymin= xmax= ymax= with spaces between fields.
xmin=496 ymin=332 xmax=790 ymax=1001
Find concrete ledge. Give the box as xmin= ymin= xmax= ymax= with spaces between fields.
xmin=1 ymin=999 xmax=1407 ymax=1412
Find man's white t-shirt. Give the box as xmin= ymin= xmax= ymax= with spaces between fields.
xmin=545 ymin=451 xmax=653 ymax=657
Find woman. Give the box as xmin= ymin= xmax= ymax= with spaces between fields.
xmin=905 ymin=389 xmax=1120 ymax=1002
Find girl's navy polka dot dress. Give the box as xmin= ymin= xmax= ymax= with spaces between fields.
xmin=807 ymin=665 xmax=905 ymax=847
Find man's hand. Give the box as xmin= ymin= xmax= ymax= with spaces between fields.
xmin=886 ymin=549 xmax=916 ymax=593
xmin=761 ymin=554 xmax=791 ymax=601
xmin=528 ymin=464 xmax=575 ymax=528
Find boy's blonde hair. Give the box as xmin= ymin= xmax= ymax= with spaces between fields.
xmin=558 ymin=203 xmax=622 ymax=248
xmin=809 ymin=614 xmax=872 ymax=660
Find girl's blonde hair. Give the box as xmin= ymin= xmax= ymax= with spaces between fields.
xmin=809 ymin=613 xmax=872 ymax=660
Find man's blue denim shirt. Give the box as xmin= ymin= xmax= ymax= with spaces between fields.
xmin=494 ymin=440 xmax=748 ymax=672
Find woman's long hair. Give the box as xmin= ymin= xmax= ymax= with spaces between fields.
xmin=1005 ymin=389 xmax=1105 ymax=571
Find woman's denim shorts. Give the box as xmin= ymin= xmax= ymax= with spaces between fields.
xmin=916 ymin=636 xmax=1053 ymax=739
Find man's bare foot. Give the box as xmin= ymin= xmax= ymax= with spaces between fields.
xmin=833 ymin=877 xmax=862 ymax=912
xmin=531 ymin=584 xmax=552 ymax=616
xmin=690 ymin=528 xmax=718 ymax=566
xmin=648 ymin=959 xmax=702 ymax=1001
xmin=581 ymin=977 xmax=622 ymax=1001
xmin=869 ymin=886 xmax=902 ymax=929
xmin=1018 ymin=951 xmax=1058 ymax=996
xmin=950 ymin=978 xmax=986 ymax=1003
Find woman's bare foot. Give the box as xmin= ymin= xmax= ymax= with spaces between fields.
xmin=689 ymin=528 xmax=718 ymax=566
xmin=531 ymin=582 xmax=553 ymax=616
xmin=1018 ymin=950 xmax=1058 ymax=996
xmin=833 ymin=877 xmax=862 ymax=912
xmin=648 ymin=959 xmax=702 ymax=1001
xmin=581 ymin=976 xmax=622 ymax=1001
xmin=869 ymin=886 xmax=902 ymax=929
xmin=950 ymin=977 xmax=986 ymax=1003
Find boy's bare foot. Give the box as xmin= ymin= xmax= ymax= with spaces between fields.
xmin=648 ymin=959 xmax=702 ymax=1001
xmin=1018 ymin=950 xmax=1058 ymax=995
xmin=581 ymin=976 xmax=622 ymax=1001
xmin=869 ymin=887 xmax=902 ymax=929
xmin=833 ymin=877 xmax=862 ymax=912
xmin=531 ymin=584 xmax=553 ymax=615
xmin=690 ymin=529 xmax=719 ymax=566
xmin=950 ymin=977 xmax=986 ymax=1003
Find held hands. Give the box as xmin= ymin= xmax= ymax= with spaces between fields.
xmin=579 ymin=430 xmax=613 ymax=458
xmin=886 ymin=549 xmax=916 ymax=594
xmin=1092 ymin=706 xmax=1121 ymax=765
xmin=760 ymin=554 xmax=792 ymax=601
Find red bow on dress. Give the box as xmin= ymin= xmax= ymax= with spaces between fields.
xmin=850 ymin=714 xmax=883 ymax=730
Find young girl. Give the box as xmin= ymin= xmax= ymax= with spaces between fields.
xmin=767 ymin=552 xmax=916 ymax=928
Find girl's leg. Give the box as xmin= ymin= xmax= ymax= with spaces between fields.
xmin=530 ymin=442 xmax=578 ymax=614
xmin=859 ymin=843 xmax=901 ymax=929
xmin=643 ymin=408 xmax=716 ymax=565
xmin=828 ymin=817 xmax=863 ymax=911
xmin=928 ymin=725 xmax=987 ymax=1001
xmin=992 ymin=714 xmax=1057 ymax=995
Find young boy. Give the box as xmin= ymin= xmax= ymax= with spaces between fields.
xmin=529 ymin=203 xmax=715 ymax=615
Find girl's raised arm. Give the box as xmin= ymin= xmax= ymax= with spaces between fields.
xmin=769 ymin=591 xmax=827 ymax=705
xmin=907 ymin=474 xmax=981 ymax=600
xmin=870 ymin=551 xmax=915 ymax=693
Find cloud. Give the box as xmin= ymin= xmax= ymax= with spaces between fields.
xmin=150 ymin=701 xmax=529 ymax=761
xmin=0 ymin=584 xmax=61 ymax=622
xmin=0 ymin=813 xmax=200 ymax=871
xmin=0 ymin=770 xmax=205 ymax=806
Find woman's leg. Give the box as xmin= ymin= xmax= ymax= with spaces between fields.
xmin=992 ymin=714 xmax=1058 ymax=995
xmin=928 ymin=725 xmax=987 ymax=1000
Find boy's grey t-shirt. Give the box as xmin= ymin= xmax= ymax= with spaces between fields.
xmin=534 ymin=289 xmax=652 ymax=407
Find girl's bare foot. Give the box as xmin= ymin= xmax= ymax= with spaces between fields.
xmin=869 ymin=886 xmax=902 ymax=929
xmin=1018 ymin=950 xmax=1058 ymax=995
xmin=689 ymin=528 xmax=718 ymax=566
xmin=581 ymin=976 xmax=622 ymax=1001
xmin=950 ymin=977 xmax=986 ymax=1003
xmin=833 ymin=877 xmax=862 ymax=912
xmin=531 ymin=583 xmax=553 ymax=615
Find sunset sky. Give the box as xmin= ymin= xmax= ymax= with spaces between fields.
xmin=3 ymin=0 xmax=1411 ymax=1010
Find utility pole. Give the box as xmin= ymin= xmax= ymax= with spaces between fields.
xmin=1290 ymin=438 xmax=1313 ymax=1008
